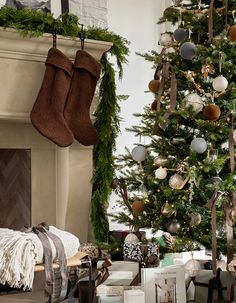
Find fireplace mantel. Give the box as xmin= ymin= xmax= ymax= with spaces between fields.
xmin=0 ymin=27 xmax=112 ymax=242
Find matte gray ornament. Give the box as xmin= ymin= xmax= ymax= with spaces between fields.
xmin=208 ymin=176 xmax=223 ymax=184
xmin=173 ymin=28 xmax=187 ymax=42
xmin=180 ymin=42 xmax=196 ymax=60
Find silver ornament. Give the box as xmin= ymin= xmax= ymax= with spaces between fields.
xmin=131 ymin=145 xmax=147 ymax=162
xmin=173 ymin=28 xmax=187 ymax=42
xmin=172 ymin=137 xmax=186 ymax=145
xmin=166 ymin=219 xmax=180 ymax=234
xmin=208 ymin=176 xmax=223 ymax=184
xmin=190 ymin=137 xmax=207 ymax=154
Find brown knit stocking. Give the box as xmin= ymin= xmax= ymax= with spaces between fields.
xmin=64 ymin=50 xmax=101 ymax=146
xmin=30 ymin=48 xmax=74 ymax=147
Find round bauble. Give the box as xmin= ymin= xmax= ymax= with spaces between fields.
xmin=190 ymin=137 xmax=207 ymax=154
xmin=151 ymin=100 xmax=157 ymax=110
xmin=124 ymin=233 xmax=139 ymax=244
xmin=131 ymin=200 xmax=145 ymax=213
xmin=148 ymin=79 xmax=161 ymax=93
xmin=228 ymin=25 xmax=236 ymax=42
xmin=233 ymin=129 xmax=236 ymax=144
xmin=185 ymin=259 xmax=201 ymax=277
xmin=183 ymin=93 xmax=204 ymax=113
xmin=180 ymin=42 xmax=196 ymax=60
xmin=208 ymin=176 xmax=223 ymax=184
xmin=161 ymin=201 xmax=176 ymax=218
xmin=159 ymin=33 xmax=173 ymax=48
xmin=212 ymin=75 xmax=228 ymax=92
xmin=155 ymin=167 xmax=168 ymax=179
xmin=154 ymin=156 xmax=169 ymax=167
xmin=169 ymin=173 xmax=184 ymax=189
xmin=203 ymin=104 xmax=221 ymax=121
xmin=166 ymin=219 xmax=180 ymax=234
xmin=173 ymin=27 xmax=187 ymax=42
xmin=189 ymin=213 xmax=202 ymax=227
xmin=131 ymin=145 xmax=147 ymax=162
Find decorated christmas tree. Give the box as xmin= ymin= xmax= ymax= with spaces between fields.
xmin=111 ymin=0 xmax=236 ymax=265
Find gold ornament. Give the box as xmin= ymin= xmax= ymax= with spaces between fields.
xmin=201 ymin=63 xmax=215 ymax=79
xmin=162 ymin=232 xmax=176 ymax=250
xmin=154 ymin=156 xmax=169 ymax=167
xmin=166 ymin=219 xmax=181 ymax=234
xmin=189 ymin=213 xmax=202 ymax=227
xmin=161 ymin=201 xmax=176 ymax=218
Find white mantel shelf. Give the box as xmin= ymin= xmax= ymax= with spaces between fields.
xmin=0 ymin=27 xmax=112 ymax=122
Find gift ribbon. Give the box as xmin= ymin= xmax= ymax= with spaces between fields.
xmin=226 ymin=112 xmax=235 ymax=173
xmin=208 ymin=0 xmax=215 ymax=42
xmin=153 ymin=62 xmax=177 ymax=132
xmin=205 ymin=192 xmax=236 ymax=274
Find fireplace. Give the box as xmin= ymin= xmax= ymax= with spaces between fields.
xmin=0 ymin=27 xmax=112 ymax=242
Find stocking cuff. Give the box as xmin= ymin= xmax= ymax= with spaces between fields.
xmin=46 ymin=48 xmax=73 ymax=77
xmin=74 ymin=50 xmax=101 ymax=79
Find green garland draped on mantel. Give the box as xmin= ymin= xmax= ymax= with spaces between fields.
xmin=0 ymin=7 xmax=130 ymax=242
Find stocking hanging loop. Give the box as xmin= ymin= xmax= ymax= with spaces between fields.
xmin=79 ymin=23 xmax=85 ymax=50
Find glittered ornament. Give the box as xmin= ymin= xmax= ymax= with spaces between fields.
xmin=180 ymin=42 xmax=196 ymax=60
xmin=166 ymin=219 xmax=180 ymax=234
xmin=131 ymin=145 xmax=147 ymax=162
xmin=154 ymin=156 xmax=169 ymax=167
xmin=148 ymin=79 xmax=161 ymax=93
xmin=155 ymin=167 xmax=167 ymax=179
xmin=201 ymin=63 xmax=215 ymax=79
xmin=189 ymin=213 xmax=202 ymax=227
xmin=228 ymin=25 xmax=236 ymax=42
xmin=212 ymin=75 xmax=228 ymax=92
xmin=185 ymin=259 xmax=201 ymax=277
xmin=169 ymin=173 xmax=184 ymax=189
xmin=131 ymin=200 xmax=145 ymax=213
xmin=183 ymin=93 xmax=204 ymax=113
xmin=173 ymin=27 xmax=187 ymax=42
xmin=161 ymin=201 xmax=176 ymax=218
xmin=124 ymin=233 xmax=139 ymax=244
xmin=203 ymin=104 xmax=221 ymax=121
xmin=190 ymin=137 xmax=207 ymax=154
xmin=159 ymin=33 xmax=173 ymax=48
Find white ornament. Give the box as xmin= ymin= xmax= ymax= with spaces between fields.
xmin=184 ymin=93 xmax=204 ymax=113
xmin=159 ymin=33 xmax=173 ymax=48
xmin=169 ymin=173 xmax=184 ymax=189
xmin=124 ymin=233 xmax=139 ymax=244
xmin=155 ymin=167 xmax=167 ymax=179
xmin=185 ymin=259 xmax=201 ymax=277
xmin=190 ymin=137 xmax=207 ymax=154
xmin=212 ymin=75 xmax=228 ymax=92
xmin=233 ymin=129 xmax=236 ymax=144
xmin=131 ymin=145 xmax=147 ymax=162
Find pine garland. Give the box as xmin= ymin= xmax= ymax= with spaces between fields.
xmin=0 ymin=6 xmax=129 ymax=241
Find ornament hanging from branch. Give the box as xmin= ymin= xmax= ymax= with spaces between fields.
xmin=131 ymin=145 xmax=147 ymax=162
xmin=190 ymin=137 xmax=207 ymax=154
xmin=183 ymin=93 xmax=204 ymax=113
xmin=203 ymin=104 xmax=221 ymax=121
xmin=212 ymin=52 xmax=228 ymax=92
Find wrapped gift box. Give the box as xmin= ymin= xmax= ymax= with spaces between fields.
xmin=194 ymin=269 xmax=235 ymax=303
xmin=124 ymin=289 xmax=145 ymax=303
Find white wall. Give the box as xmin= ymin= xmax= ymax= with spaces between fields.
xmin=107 ymin=0 xmax=169 ymax=229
